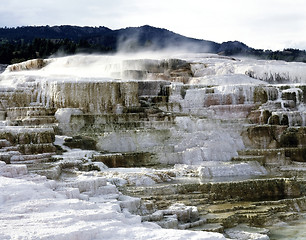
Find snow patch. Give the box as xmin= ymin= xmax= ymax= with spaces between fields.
xmin=0 ymin=161 xmax=227 ymax=240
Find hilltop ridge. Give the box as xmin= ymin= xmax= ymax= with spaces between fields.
xmin=0 ymin=25 xmax=305 ymax=64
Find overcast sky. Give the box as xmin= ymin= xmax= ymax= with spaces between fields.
xmin=0 ymin=0 xmax=305 ymax=50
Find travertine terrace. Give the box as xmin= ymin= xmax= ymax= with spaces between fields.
xmin=1 ymin=54 xmax=306 ymax=239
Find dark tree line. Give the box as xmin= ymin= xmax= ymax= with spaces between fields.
xmin=221 ymin=47 xmax=306 ymax=63
xmin=264 ymin=48 xmax=306 ymax=62
xmin=1 ymin=25 xmax=306 ymax=64
xmin=0 ymin=38 xmax=114 ymax=64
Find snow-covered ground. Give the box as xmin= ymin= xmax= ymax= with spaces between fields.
xmin=0 ymin=161 xmax=227 ymax=240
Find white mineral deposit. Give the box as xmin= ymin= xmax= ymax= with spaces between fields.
xmin=1 ymin=53 xmax=306 ymax=239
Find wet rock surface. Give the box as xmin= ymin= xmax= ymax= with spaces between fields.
xmin=0 ymin=64 xmax=7 ymax=73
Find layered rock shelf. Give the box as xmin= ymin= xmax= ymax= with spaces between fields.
xmin=1 ymin=54 xmax=306 ymax=239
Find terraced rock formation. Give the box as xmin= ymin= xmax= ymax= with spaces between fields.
xmin=1 ymin=54 xmax=306 ymax=239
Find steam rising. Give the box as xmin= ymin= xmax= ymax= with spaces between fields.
xmin=115 ymin=26 xmax=215 ymax=54
xmin=40 ymin=53 xmax=184 ymax=78
xmin=2 ymin=52 xmax=306 ymax=87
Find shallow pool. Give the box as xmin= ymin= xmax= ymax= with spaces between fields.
xmin=268 ymin=215 xmax=306 ymax=240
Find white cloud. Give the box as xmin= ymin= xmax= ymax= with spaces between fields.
xmin=0 ymin=0 xmax=305 ymax=50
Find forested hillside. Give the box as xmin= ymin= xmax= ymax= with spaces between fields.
xmin=0 ymin=25 xmax=306 ymax=64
